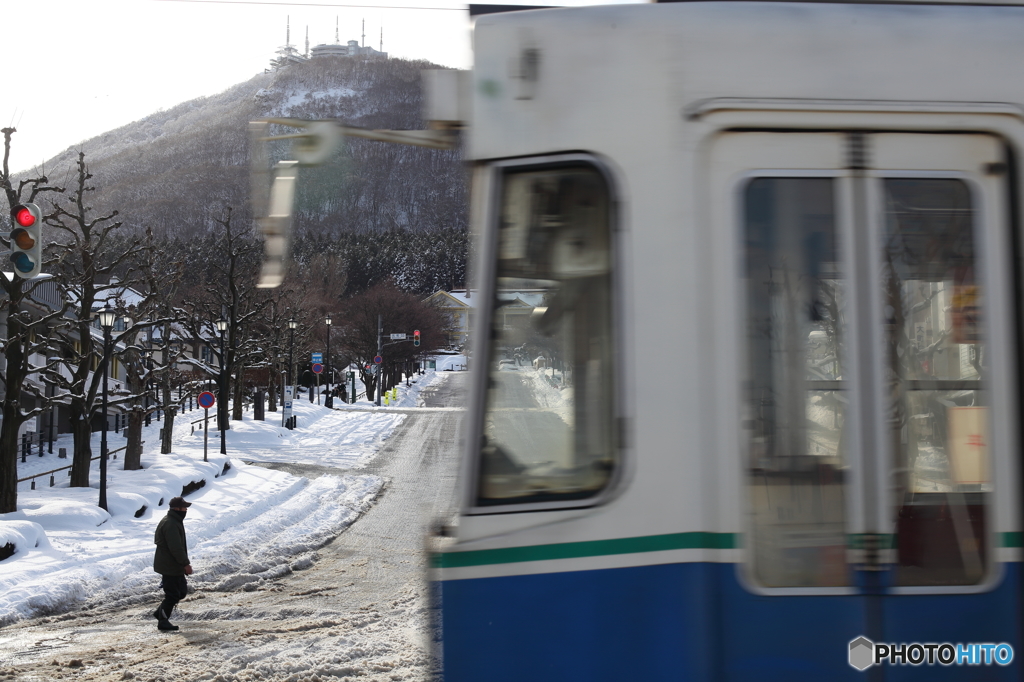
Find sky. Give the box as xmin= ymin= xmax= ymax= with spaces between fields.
xmin=6 ymin=0 xmax=642 ymax=175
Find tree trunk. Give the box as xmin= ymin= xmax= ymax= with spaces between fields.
xmin=268 ymin=379 xmax=277 ymax=412
xmin=161 ymin=382 xmax=176 ymax=454
xmin=0 ymin=297 xmax=27 ymax=513
xmin=232 ymin=370 xmax=244 ymax=421
xmin=217 ymin=370 xmax=230 ymax=432
xmin=254 ymin=390 xmax=265 ymax=421
xmin=124 ymin=410 xmax=144 ymax=470
xmin=69 ymin=402 xmax=94 ymax=488
xmin=0 ymin=403 xmax=22 ymax=513
xmin=362 ymin=372 xmax=377 ymax=402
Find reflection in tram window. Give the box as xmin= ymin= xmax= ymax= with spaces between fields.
xmin=744 ymin=177 xmax=849 ymax=587
xmin=476 ymin=165 xmax=615 ymax=507
xmin=882 ymin=178 xmax=989 ymax=586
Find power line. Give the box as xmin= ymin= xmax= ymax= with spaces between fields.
xmin=152 ymin=0 xmax=466 ymax=10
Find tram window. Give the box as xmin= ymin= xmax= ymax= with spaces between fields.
xmin=476 ymin=165 xmax=615 ymax=507
xmin=882 ymin=178 xmax=989 ymax=586
xmin=744 ymin=177 xmax=849 ymax=587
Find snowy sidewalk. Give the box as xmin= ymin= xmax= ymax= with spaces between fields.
xmin=0 ymin=369 xmax=451 ymax=627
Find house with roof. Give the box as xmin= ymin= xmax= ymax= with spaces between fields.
xmin=0 ymin=276 xmax=224 ymax=451
xmin=425 ymin=289 xmax=474 ymax=349
xmin=425 ymin=288 xmax=548 ymax=349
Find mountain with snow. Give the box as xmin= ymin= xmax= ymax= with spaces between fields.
xmin=29 ymin=57 xmax=466 ymax=239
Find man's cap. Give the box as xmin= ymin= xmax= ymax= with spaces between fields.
xmin=169 ymin=496 xmax=192 ymax=508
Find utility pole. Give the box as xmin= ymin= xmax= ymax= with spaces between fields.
xmin=376 ymin=314 xmax=382 ymax=406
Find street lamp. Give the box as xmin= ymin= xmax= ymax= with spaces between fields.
xmin=97 ymin=307 xmax=117 ymax=512
xmin=216 ymin=318 xmax=228 ymax=454
xmin=287 ymin=318 xmax=297 ymax=429
xmin=324 ymin=314 xmax=333 ymax=409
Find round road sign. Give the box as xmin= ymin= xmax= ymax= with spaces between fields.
xmin=312 ymin=363 xmax=324 ymax=374
xmin=198 ymin=391 xmax=216 ymax=409
xmin=373 ymin=355 xmax=383 ymax=364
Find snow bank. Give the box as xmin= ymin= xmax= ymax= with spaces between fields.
xmin=0 ymin=372 xmax=457 ymax=625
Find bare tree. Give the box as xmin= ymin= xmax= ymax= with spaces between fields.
xmin=46 ymin=152 xmax=146 ymax=488
xmin=177 ymin=207 xmax=268 ymax=431
xmin=0 ymin=128 xmax=66 ymax=513
xmin=337 ymin=281 xmax=447 ymax=401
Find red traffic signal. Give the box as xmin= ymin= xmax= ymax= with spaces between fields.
xmin=13 ymin=205 xmax=38 ymax=228
xmin=9 ymin=203 xmax=42 ymax=278
xmin=413 ymin=329 xmax=421 ymax=347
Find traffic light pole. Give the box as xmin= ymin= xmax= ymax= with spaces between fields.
xmin=219 ymin=329 xmax=227 ymax=455
xmin=98 ymin=324 xmax=111 ymax=512
xmin=373 ymin=326 xmax=419 ymax=406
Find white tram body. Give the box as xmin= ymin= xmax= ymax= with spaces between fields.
xmin=431 ymin=2 xmax=1024 ymax=679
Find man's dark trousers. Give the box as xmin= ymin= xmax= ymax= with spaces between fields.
xmin=157 ymin=575 xmax=188 ymax=620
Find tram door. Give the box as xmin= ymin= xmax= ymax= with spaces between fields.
xmin=712 ymin=131 xmax=1019 ymax=679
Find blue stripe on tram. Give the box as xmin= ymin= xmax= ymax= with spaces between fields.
xmin=438 ymin=562 xmax=1021 ymax=682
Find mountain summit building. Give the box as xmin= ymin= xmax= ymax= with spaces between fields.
xmin=271 ymin=17 xmax=387 ymax=70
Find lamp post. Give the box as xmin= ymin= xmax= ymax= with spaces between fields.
xmin=324 ymin=314 xmax=333 ymax=409
xmin=97 ymin=307 xmax=117 ymax=511
xmin=216 ymin=318 xmax=228 ymax=454
xmin=47 ymin=357 xmax=59 ymax=454
xmin=287 ymin=318 xmax=297 ymax=429
xmin=274 ymin=352 xmax=282 ymax=411
xmin=143 ymin=351 xmax=152 ymax=427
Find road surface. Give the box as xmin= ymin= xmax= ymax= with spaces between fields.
xmin=0 ymin=373 xmax=466 ymax=682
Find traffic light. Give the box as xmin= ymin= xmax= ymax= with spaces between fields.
xmin=413 ymin=330 xmax=421 ymax=347
xmin=9 ymin=203 xmax=42 ymax=278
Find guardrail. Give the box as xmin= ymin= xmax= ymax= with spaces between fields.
xmin=17 ymin=443 xmax=142 ymax=490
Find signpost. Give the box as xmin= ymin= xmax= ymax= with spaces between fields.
xmin=198 ymin=391 xmax=216 ymax=462
xmin=282 ymin=385 xmax=295 ymax=429
xmin=390 ymin=333 xmax=407 ymax=340
xmin=312 ymin=363 xmax=323 ymax=405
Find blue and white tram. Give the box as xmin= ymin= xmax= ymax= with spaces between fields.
xmin=430 ymin=1 xmax=1024 ymax=679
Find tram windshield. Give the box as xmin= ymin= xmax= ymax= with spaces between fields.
xmin=475 ymin=165 xmax=615 ymax=507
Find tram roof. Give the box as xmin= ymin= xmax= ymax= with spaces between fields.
xmin=470 ymin=0 xmax=1024 ymax=15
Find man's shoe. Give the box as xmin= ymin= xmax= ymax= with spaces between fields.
xmin=157 ymin=620 xmax=179 ymax=631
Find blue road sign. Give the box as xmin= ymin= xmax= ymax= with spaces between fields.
xmin=312 ymin=352 xmax=323 ymax=363
xmin=198 ymin=391 xmax=216 ymax=409
xmin=373 ymin=355 xmax=383 ymax=364
xmin=312 ymin=363 xmax=324 ymax=374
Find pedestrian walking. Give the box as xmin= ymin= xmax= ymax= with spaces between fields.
xmin=153 ymin=496 xmax=193 ymax=631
